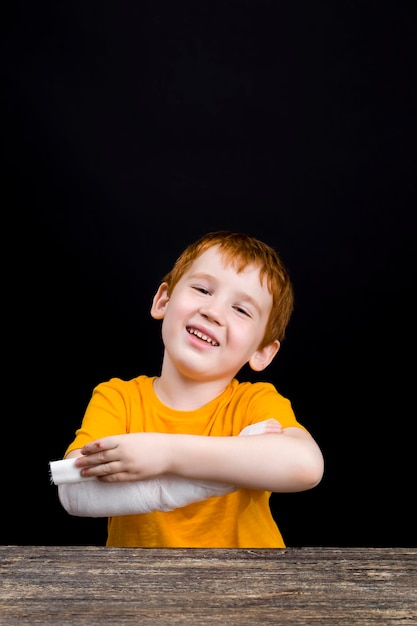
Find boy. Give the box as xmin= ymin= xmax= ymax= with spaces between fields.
xmin=54 ymin=230 xmax=324 ymax=547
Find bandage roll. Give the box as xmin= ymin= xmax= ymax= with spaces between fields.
xmin=50 ymin=458 xmax=96 ymax=485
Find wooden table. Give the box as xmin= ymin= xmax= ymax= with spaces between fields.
xmin=1 ymin=546 xmax=416 ymax=624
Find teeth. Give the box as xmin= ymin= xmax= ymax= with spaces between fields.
xmin=188 ymin=328 xmax=219 ymax=346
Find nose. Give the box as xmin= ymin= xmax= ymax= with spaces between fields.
xmin=198 ymin=302 xmax=224 ymax=326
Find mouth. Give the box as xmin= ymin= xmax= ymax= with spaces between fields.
xmin=186 ymin=327 xmax=219 ymax=347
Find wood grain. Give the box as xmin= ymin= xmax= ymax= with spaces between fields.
xmin=1 ymin=546 xmax=416 ymax=624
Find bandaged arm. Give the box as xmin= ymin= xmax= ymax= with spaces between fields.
xmin=51 ymin=421 xmax=272 ymax=517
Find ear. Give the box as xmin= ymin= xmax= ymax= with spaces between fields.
xmin=150 ymin=282 xmax=170 ymax=320
xmin=248 ymin=340 xmax=280 ymax=372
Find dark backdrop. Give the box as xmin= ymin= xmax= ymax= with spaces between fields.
xmin=3 ymin=1 xmax=416 ymax=547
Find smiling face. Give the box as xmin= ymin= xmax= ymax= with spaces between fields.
xmin=151 ymin=246 xmax=280 ymax=385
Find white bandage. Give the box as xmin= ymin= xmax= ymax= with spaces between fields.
xmin=56 ymin=475 xmax=234 ymax=517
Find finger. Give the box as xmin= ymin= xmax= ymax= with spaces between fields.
xmin=76 ymin=448 xmax=117 ymax=469
xmin=97 ymin=471 xmax=130 ymax=483
xmin=265 ymin=418 xmax=282 ymax=428
xmin=81 ymin=437 xmax=118 ymax=455
xmin=81 ymin=460 xmax=120 ymax=479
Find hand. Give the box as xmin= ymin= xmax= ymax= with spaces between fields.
xmin=75 ymin=432 xmax=171 ymax=483
xmin=239 ymin=418 xmax=283 ymax=436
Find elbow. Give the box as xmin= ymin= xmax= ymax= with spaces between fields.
xmin=275 ymin=445 xmax=324 ymax=493
xmin=294 ymin=452 xmax=325 ymax=492
xmin=57 ymin=484 xmax=82 ymax=517
xmin=302 ymin=463 xmax=324 ymax=491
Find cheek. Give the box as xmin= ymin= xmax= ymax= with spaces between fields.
xmin=169 ymin=292 xmax=196 ymax=317
xmin=238 ymin=321 xmax=267 ymax=349
xmin=161 ymin=297 xmax=189 ymax=330
xmin=228 ymin=321 xmax=259 ymax=348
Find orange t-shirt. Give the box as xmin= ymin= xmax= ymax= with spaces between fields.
xmin=65 ymin=375 xmax=307 ymax=548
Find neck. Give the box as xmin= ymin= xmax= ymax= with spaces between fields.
xmin=154 ymin=361 xmax=232 ymax=411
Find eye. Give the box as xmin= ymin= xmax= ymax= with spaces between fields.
xmin=233 ymin=305 xmax=252 ymax=318
xmin=192 ymin=285 xmax=211 ymax=295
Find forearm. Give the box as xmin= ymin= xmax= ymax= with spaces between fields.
xmin=57 ymin=474 xmax=235 ymax=518
xmin=167 ymin=430 xmax=324 ymax=493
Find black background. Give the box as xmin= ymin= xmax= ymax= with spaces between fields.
xmin=3 ymin=1 xmax=416 ymax=547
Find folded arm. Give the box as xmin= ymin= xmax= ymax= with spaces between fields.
xmin=74 ymin=421 xmax=323 ymax=492
xmin=53 ymin=419 xmax=287 ymax=518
